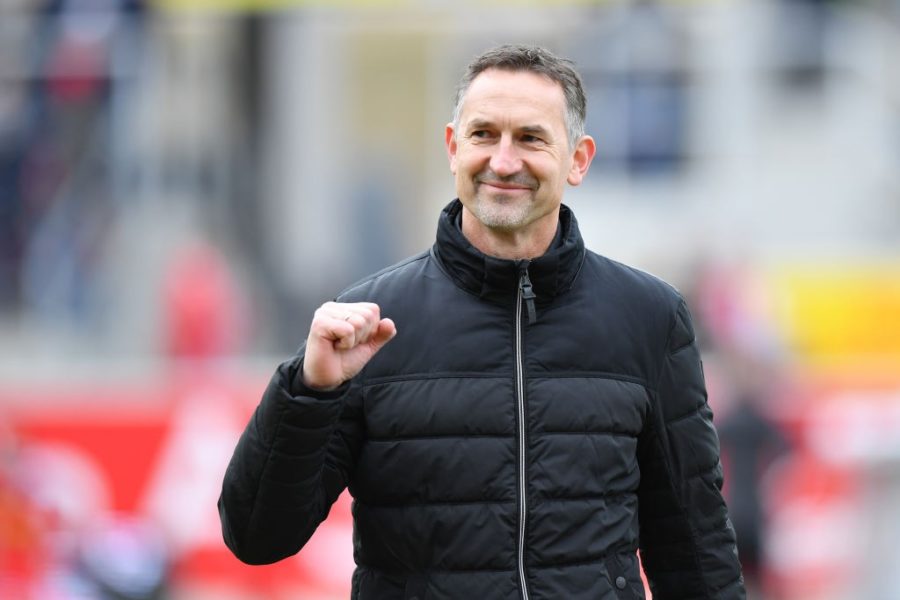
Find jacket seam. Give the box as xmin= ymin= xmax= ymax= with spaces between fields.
xmin=713 ymin=573 xmax=744 ymax=592
xmin=536 ymin=490 xmax=633 ymax=503
xmin=664 ymin=404 xmax=704 ymax=426
xmin=355 ymin=499 xmax=514 ymax=508
xmin=355 ymin=562 xmax=515 ymax=575
xmin=363 ymin=430 xmax=664 ymax=442
xmin=537 ymin=429 xmax=637 ymax=438
xmin=357 ymin=491 xmax=635 ymax=508
xmin=367 ymin=433 xmax=511 ymax=442
xmin=364 ymin=372 xmax=507 ymax=386
xmin=527 ymin=545 xmax=636 ymax=570
xmin=639 ymin=467 xmax=723 ymax=493
xmin=531 ymin=371 xmax=651 ymax=390
xmin=363 ymin=371 xmax=652 ymax=390
xmin=669 ymin=339 xmax=695 ymax=355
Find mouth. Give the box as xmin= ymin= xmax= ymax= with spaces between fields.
xmin=477 ymin=180 xmax=535 ymax=192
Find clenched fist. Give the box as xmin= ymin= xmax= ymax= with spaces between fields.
xmin=301 ymin=301 xmax=397 ymax=391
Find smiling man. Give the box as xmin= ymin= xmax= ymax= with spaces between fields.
xmin=447 ymin=67 xmax=594 ymax=259
xmin=219 ymin=45 xmax=746 ymax=599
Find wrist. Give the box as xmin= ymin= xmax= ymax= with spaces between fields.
xmin=292 ymin=360 xmax=346 ymax=397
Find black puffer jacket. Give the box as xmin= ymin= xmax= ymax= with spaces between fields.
xmin=219 ymin=200 xmax=745 ymax=599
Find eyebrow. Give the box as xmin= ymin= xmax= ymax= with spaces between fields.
xmin=465 ymin=119 xmax=552 ymax=138
xmin=520 ymin=125 xmax=552 ymax=138
xmin=465 ymin=118 xmax=494 ymax=132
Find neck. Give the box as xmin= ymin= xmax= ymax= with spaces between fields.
xmin=461 ymin=207 xmax=559 ymax=260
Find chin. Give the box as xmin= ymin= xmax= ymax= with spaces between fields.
xmin=474 ymin=206 xmax=533 ymax=231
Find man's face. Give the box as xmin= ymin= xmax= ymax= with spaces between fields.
xmin=446 ymin=69 xmax=591 ymax=236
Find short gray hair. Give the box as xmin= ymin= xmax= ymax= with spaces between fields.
xmin=451 ymin=44 xmax=587 ymax=149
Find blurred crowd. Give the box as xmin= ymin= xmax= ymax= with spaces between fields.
xmin=2 ymin=0 xmax=900 ymax=599
xmin=0 ymin=0 xmax=145 ymax=322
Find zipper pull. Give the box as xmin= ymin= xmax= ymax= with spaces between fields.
xmin=518 ymin=263 xmax=537 ymax=324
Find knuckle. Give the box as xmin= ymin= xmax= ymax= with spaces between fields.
xmin=363 ymin=303 xmax=380 ymax=320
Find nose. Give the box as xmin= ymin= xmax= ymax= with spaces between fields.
xmin=489 ymin=136 xmax=522 ymax=177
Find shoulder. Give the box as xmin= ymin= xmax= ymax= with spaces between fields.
xmin=584 ymin=252 xmax=704 ymax=359
xmin=578 ymin=250 xmax=692 ymax=352
xmin=335 ymin=250 xmax=433 ymax=303
xmin=582 ymin=250 xmax=685 ymax=312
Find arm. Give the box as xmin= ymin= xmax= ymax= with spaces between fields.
xmin=637 ymin=298 xmax=745 ymax=599
xmin=218 ymin=355 xmax=357 ymax=564
xmin=218 ymin=301 xmax=396 ymax=565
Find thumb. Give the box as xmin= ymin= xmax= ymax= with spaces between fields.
xmin=367 ymin=318 xmax=397 ymax=352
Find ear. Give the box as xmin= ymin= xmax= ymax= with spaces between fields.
xmin=445 ymin=123 xmax=458 ymax=174
xmin=566 ymin=135 xmax=596 ymax=186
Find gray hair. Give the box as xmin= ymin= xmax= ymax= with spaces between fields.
xmin=451 ymin=44 xmax=587 ymax=149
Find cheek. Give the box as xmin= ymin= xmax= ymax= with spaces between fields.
xmin=456 ymin=156 xmax=480 ymax=178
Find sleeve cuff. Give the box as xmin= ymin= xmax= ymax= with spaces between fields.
xmin=285 ymin=357 xmax=351 ymax=400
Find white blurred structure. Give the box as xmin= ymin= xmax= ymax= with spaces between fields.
xmin=0 ymin=0 xmax=898 ymax=360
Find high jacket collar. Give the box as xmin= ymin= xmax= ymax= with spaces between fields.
xmin=432 ymin=199 xmax=586 ymax=306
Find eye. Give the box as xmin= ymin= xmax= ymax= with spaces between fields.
xmin=521 ymin=134 xmax=543 ymax=144
xmin=470 ymin=130 xmax=492 ymax=139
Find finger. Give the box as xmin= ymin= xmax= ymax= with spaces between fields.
xmin=311 ymin=306 xmax=357 ymax=348
xmin=336 ymin=313 xmax=373 ymax=349
xmin=323 ymin=301 xmax=380 ymax=320
xmin=333 ymin=317 xmax=357 ymax=350
xmin=367 ymin=318 xmax=397 ymax=350
xmin=330 ymin=303 xmax=381 ymax=344
xmin=357 ymin=312 xmax=382 ymax=345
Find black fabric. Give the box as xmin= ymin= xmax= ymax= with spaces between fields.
xmin=219 ymin=199 xmax=745 ymax=599
xmin=433 ymin=199 xmax=583 ymax=307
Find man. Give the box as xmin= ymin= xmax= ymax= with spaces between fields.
xmin=219 ymin=44 xmax=745 ymax=599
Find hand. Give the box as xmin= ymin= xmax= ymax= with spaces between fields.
xmin=301 ymin=301 xmax=397 ymax=391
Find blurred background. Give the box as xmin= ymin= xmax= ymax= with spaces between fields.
xmin=1 ymin=0 xmax=899 ymax=598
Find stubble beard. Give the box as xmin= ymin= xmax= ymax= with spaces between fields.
xmin=467 ymin=166 xmax=541 ymax=231
xmin=468 ymin=191 xmax=535 ymax=231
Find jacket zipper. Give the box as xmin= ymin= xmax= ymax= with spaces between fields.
xmin=515 ymin=260 xmax=533 ymax=600
xmin=519 ymin=265 xmax=537 ymax=325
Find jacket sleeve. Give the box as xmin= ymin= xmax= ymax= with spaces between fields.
xmin=637 ymin=298 xmax=746 ymax=599
xmin=218 ymin=351 xmax=362 ymax=565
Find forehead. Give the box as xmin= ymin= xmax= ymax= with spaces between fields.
xmin=459 ymin=69 xmax=567 ymax=129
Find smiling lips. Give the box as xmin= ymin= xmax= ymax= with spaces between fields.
xmin=475 ymin=171 xmax=538 ymax=191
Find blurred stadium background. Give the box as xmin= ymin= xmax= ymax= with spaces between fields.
xmin=1 ymin=0 xmax=899 ymax=598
